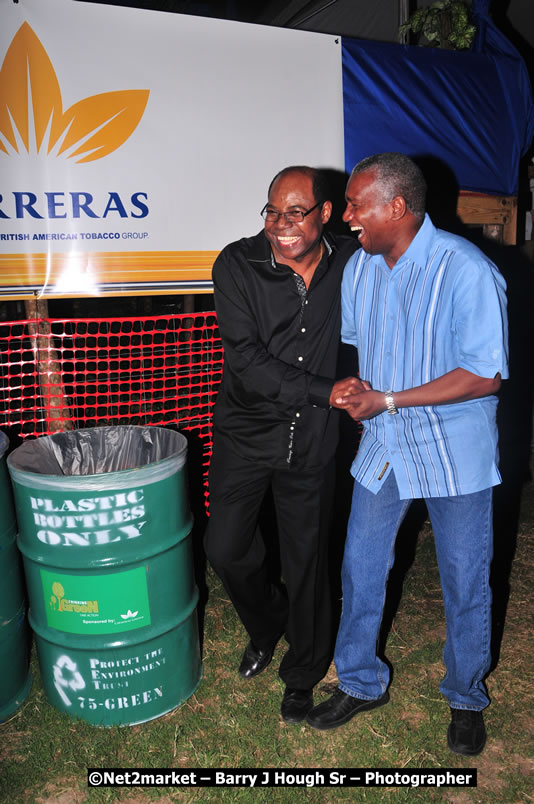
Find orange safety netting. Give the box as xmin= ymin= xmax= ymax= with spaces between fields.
xmin=0 ymin=313 xmax=223 ymax=510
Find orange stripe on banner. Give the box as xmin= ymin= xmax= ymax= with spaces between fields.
xmin=0 ymin=251 xmax=219 ymax=298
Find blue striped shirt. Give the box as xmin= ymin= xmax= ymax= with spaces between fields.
xmin=341 ymin=214 xmax=509 ymax=499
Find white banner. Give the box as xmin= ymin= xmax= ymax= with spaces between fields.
xmin=0 ymin=0 xmax=344 ymax=297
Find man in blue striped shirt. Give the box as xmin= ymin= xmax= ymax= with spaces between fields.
xmin=307 ymin=153 xmax=508 ymax=756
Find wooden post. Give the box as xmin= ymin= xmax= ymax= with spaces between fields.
xmin=456 ymin=193 xmax=517 ymax=245
xmin=183 ymin=294 xmax=195 ymax=314
xmin=24 ymin=297 xmax=74 ymax=433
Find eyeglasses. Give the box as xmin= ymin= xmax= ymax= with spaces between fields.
xmin=260 ymin=201 xmax=323 ymax=223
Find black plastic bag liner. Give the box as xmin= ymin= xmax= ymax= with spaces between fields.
xmin=8 ymin=426 xmax=187 ymax=492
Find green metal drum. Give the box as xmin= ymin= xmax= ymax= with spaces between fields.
xmin=0 ymin=430 xmax=32 ymax=721
xmin=0 ymin=605 xmax=32 ymax=722
xmin=8 ymin=426 xmax=201 ymax=727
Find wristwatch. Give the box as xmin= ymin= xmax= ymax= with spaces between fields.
xmin=384 ymin=390 xmax=398 ymax=415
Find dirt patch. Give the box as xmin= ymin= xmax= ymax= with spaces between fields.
xmin=509 ymin=754 xmax=534 ymax=776
xmin=35 ymin=782 xmax=86 ymax=804
xmin=399 ymin=708 xmax=428 ymax=729
xmin=474 ymin=739 xmax=508 ymax=794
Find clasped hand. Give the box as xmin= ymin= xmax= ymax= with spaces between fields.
xmin=329 ymin=377 xmax=386 ymax=420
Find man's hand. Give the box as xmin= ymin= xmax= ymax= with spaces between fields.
xmin=333 ymin=388 xmax=386 ymax=420
xmin=331 ymin=368 xmax=503 ymax=421
xmin=329 ymin=377 xmax=365 ymax=407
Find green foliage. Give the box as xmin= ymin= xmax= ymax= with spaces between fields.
xmin=399 ymin=0 xmax=477 ymax=50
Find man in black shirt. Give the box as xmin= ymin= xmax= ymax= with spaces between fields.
xmin=204 ymin=166 xmax=359 ymax=723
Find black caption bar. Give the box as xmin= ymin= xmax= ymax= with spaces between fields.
xmin=88 ymin=768 xmax=477 ymax=788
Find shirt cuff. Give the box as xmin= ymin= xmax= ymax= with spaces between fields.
xmin=308 ymin=376 xmax=335 ymax=408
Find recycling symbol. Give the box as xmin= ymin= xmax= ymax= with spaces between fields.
xmin=53 ymin=654 xmax=86 ymax=707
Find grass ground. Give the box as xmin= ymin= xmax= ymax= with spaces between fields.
xmin=1 ymin=454 xmax=533 ymax=803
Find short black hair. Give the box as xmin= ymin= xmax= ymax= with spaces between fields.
xmin=351 ymin=153 xmax=426 ymax=219
xmin=268 ymin=166 xmax=330 ymax=206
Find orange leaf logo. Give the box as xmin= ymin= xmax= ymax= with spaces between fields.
xmin=0 ymin=22 xmax=149 ymax=162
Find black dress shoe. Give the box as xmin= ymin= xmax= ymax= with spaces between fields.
xmin=238 ymin=640 xmax=274 ymax=679
xmin=281 ymin=687 xmax=313 ymax=724
xmin=447 ymin=708 xmax=486 ymax=756
xmin=306 ymin=687 xmax=389 ymax=730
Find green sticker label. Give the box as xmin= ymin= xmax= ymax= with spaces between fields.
xmin=41 ymin=567 xmax=151 ymax=634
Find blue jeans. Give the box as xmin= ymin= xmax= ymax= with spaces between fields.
xmin=334 ymin=471 xmax=493 ymax=710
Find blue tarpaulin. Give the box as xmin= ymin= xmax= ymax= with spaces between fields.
xmin=342 ymin=0 xmax=534 ymax=196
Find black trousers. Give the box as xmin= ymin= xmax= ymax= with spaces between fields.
xmin=204 ymin=442 xmax=335 ymax=689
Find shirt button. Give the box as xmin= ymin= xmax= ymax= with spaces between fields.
xmin=295 ymin=412 xmax=301 ymax=418
xmin=290 ymin=426 xmax=294 ymax=431
xmin=301 ymin=327 xmax=306 ymax=333
xmin=298 ymin=355 xmax=303 ymax=361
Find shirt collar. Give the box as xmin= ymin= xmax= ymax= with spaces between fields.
xmin=371 ymin=213 xmax=436 ymax=272
xmin=397 ymin=213 xmax=436 ymax=268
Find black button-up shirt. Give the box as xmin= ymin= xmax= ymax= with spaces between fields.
xmin=212 ymin=229 xmax=358 ymax=470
